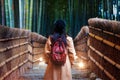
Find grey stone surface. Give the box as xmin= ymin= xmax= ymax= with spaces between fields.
xmin=20 ymin=62 xmax=93 ymax=80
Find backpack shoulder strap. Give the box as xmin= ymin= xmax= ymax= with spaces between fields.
xmin=49 ymin=35 xmax=54 ymax=47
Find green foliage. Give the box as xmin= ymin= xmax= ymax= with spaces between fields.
xmin=0 ymin=0 xmax=119 ymax=38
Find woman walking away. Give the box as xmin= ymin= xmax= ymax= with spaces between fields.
xmin=44 ymin=20 xmax=76 ymax=80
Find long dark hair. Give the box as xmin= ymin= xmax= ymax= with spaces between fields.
xmin=51 ymin=20 xmax=67 ymax=46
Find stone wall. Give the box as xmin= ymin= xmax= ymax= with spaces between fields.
xmin=88 ymin=18 xmax=120 ymax=80
xmin=0 ymin=25 xmax=47 ymax=80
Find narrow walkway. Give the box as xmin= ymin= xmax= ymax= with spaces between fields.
xmin=20 ymin=62 xmax=93 ymax=80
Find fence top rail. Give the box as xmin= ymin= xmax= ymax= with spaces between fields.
xmin=88 ymin=18 xmax=120 ymax=34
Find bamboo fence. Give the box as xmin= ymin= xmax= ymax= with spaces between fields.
xmin=0 ymin=25 xmax=47 ymax=80
xmin=88 ymin=18 xmax=120 ymax=80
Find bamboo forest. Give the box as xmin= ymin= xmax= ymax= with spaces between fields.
xmin=0 ymin=0 xmax=120 ymax=80
xmin=0 ymin=0 xmax=120 ymax=38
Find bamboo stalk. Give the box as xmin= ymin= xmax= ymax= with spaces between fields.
xmin=19 ymin=0 xmax=23 ymax=29
xmin=41 ymin=0 xmax=45 ymax=35
xmin=94 ymin=35 xmax=103 ymax=41
xmin=29 ymin=0 xmax=33 ymax=31
xmin=37 ymin=0 xmax=43 ymax=33
xmin=89 ymin=33 xmax=95 ymax=37
xmin=115 ymin=45 xmax=120 ymax=51
xmin=95 ymin=49 xmax=103 ymax=57
xmin=95 ymin=60 xmax=104 ymax=70
xmin=5 ymin=0 xmax=10 ymax=26
xmin=104 ymin=70 xmax=115 ymax=80
xmin=25 ymin=0 xmax=29 ymax=29
xmin=23 ymin=0 xmax=26 ymax=28
xmin=103 ymin=30 xmax=114 ymax=36
xmin=8 ymin=0 xmax=14 ymax=28
xmin=1 ymin=0 xmax=5 ymax=25
xmin=89 ymin=26 xmax=94 ymax=29
xmin=104 ymin=56 xmax=116 ymax=65
xmin=115 ymin=34 xmax=120 ymax=38
xmin=94 ymin=27 xmax=102 ymax=31
xmin=89 ymin=45 xmax=95 ymax=51
xmin=103 ymin=39 xmax=115 ymax=47
xmin=32 ymin=0 xmax=37 ymax=32
xmin=116 ymin=64 xmax=120 ymax=69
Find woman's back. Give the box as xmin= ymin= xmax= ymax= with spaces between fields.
xmin=44 ymin=20 xmax=76 ymax=80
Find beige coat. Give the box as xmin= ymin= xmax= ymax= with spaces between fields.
xmin=44 ymin=36 xmax=76 ymax=80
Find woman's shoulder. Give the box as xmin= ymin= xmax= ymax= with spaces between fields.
xmin=66 ymin=35 xmax=73 ymax=41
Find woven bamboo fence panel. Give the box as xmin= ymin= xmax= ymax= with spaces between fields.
xmin=0 ymin=25 xmax=32 ymax=80
xmin=74 ymin=26 xmax=89 ymax=60
xmin=30 ymin=32 xmax=47 ymax=66
xmin=88 ymin=18 xmax=120 ymax=80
